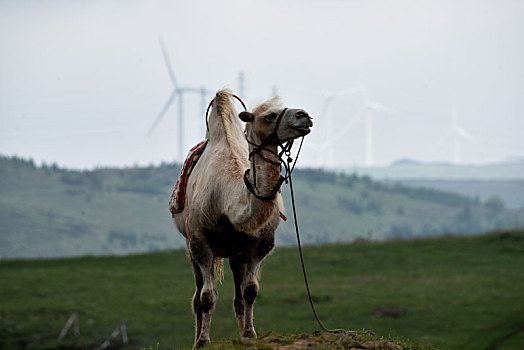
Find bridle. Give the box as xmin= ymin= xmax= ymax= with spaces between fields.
xmin=243 ymin=107 xmax=304 ymax=202
xmin=205 ymin=96 xmax=303 ymax=202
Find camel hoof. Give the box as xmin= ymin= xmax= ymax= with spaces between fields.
xmin=193 ymin=337 xmax=210 ymax=349
xmin=242 ymin=328 xmax=257 ymax=339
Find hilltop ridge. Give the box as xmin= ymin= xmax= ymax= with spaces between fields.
xmin=1 ymin=155 xmax=523 ymax=258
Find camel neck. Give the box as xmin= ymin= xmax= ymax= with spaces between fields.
xmin=248 ymin=144 xmax=282 ymax=199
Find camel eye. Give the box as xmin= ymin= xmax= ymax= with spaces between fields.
xmin=264 ymin=113 xmax=277 ymax=122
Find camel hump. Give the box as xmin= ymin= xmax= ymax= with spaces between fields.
xmin=215 ymin=88 xmax=233 ymax=98
xmin=213 ymin=89 xmax=235 ymax=116
xmin=209 ymin=89 xmax=246 ymax=153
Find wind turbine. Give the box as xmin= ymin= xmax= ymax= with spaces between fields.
xmin=360 ymin=90 xmax=398 ymax=167
xmin=316 ymin=87 xmax=364 ymax=167
xmin=198 ymin=85 xmax=210 ymax=127
xmin=148 ymin=37 xmax=206 ymax=161
xmin=432 ymin=100 xmax=474 ymax=163
xmin=309 ymin=87 xmax=396 ymax=168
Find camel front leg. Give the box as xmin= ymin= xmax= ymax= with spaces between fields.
xmin=189 ymin=233 xmax=217 ymax=348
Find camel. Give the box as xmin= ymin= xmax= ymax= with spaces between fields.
xmin=171 ymin=89 xmax=313 ymax=348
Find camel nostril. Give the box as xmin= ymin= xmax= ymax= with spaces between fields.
xmin=296 ymin=111 xmax=308 ymax=119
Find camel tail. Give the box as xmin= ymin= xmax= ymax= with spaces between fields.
xmin=214 ymin=257 xmax=224 ymax=283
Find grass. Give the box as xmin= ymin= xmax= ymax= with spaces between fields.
xmin=1 ymin=231 xmax=523 ymax=349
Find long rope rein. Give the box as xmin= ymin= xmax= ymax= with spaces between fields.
xmin=285 ymin=158 xmax=346 ymax=334
xmin=205 ymin=94 xmax=345 ymax=333
xmin=252 ymin=134 xmax=345 ymax=333
xmin=240 ymin=104 xmax=345 ymax=333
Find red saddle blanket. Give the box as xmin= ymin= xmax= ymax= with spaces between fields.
xmin=169 ymin=140 xmax=208 ymax=215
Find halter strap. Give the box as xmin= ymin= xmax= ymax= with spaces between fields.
xmin=257 ymin=108 xmax=288 ymax=148
xmin=243 ymin=107 xmax=290 ymax=196
xmin=243 ymin=170 xmax=286 ymax=202
xmin=243 ymin=136 xmax=304 ymax=202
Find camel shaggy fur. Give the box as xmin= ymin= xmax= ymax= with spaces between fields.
xmin=172 ymin=89 xmax=312 ymax=348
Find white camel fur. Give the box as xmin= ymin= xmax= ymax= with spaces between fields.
xmin=172 ymin=89 xmax=313 ymax=348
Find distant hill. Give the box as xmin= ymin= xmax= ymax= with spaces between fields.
xmin=389 ymin=178 xmax=524 ymax=209
xmin=390 ymin=158 xmax=423 ymax=166
xmin=344 ymin=161 xmax=524 ymax=180
xmin=340 ymin=160 xmax=524 ymax=209
xmin=1 ymin=155 xmax=523 ymax=258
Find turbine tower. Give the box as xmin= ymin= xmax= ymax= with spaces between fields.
xmin=271 ymin=85 xmax=279 ymax=97
xmin=322 ymin=87 xmax=363 ymax=167
xmin=199 ymin=85 xmax=210 ymax=130
xmin=148 ymin=37 xmax=205 ymax=162
xmin=238 ymin=70 xmax=245 ymax=99
xmin=432 ymin=100 xmax=474 ymax=163
xmin=360 ymin=90 xmax=397 ymax=167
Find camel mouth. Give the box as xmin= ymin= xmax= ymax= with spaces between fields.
xmin=284 ymin=109 xmax=312 ymax=138
xmin=294 ymin=118 xmax=313 ymax=134
xmin=294 ymin=125 xmax=312 ymax=135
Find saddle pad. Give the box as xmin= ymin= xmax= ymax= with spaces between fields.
xmin=169 ymin=140 xmax=208 ymax=215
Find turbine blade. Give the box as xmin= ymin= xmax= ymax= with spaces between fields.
xmin=329 ymin=105 xmax=365 ymax=143
xmin=180 ymin=87 xmax=201 ymax=93
xmin=454 ymin=126 xmax=474 ymax=141
xmin=158 ymin=37 xmax=178 ymax=89
xmin=148 ymin=90 xmax=176 ymax=135
xmin=306 ymin=140 xmax=330 ymax=150
xmin=325 ymin=87 xmax=364 ymax=99
xmin=365 ymin=99 xmax=397 ymax=114
xmin=431 ymin=130 xmax=453 ymax=150
xmin=320 ymin=98 xmax=331 ymax=118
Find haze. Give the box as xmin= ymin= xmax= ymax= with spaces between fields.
xmin=1 ymin=0 xmax=523 ymax=169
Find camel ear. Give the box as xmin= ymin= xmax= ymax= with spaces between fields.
xmin=239 ymin=111 xmax=254 ymax=122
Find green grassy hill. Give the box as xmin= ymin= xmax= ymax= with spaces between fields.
xmin=1 ymin=155 xmax=524 ymax=258
xmin=389 ymin=179 xmax=524 ymax=209
xmin=345 ymin=161 xmax=524 ymax=180
xmin=1 ymin=231 xmax=523 ymax=349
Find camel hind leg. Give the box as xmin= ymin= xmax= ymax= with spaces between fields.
xmin=189 ymin=232 xmax=218 ymax=348
xmin=190 ymin=259 xmax=203 ymax=344
xmin=241 ymin=256 xmax=260 ymax=338
xmin=229 ymin=259 xmax=247 ymax=334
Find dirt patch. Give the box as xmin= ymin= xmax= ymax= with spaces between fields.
xmin=238 ymin=330 xmax=403 ymax=350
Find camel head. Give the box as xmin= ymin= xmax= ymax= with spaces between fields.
xmin=239 ymin=97 xmax=313 ymax=146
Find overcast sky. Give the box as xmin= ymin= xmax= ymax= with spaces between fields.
xmin=1 ymin=0 xmax=523 ymax=169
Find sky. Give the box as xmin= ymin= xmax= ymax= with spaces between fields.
xmin=1 ymin=0 xmax=523 ymax=169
